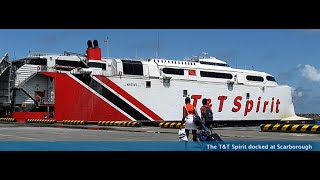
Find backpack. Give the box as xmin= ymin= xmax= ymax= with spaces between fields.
xmin=204 ymin=106 xmax=214 ymax=122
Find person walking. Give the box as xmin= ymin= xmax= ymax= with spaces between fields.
xmin=200 ymin=98 xmax=214 ymax=128
xmin=182 ymin=97 xmax=198 ymax=141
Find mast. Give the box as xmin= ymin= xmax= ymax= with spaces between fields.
xmin=156 ymin=32 xmax=159 ymax=58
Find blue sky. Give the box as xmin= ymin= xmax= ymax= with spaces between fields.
xmin=1 ymin=29 xmax=319 ymax=114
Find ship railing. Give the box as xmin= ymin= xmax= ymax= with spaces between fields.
xmin=0 ymin=53 xmax=11 ymax=77
xmin=40 ymin=97 xmax=54 ymax=105
xmin=16 ymin=72 xmax=38 ymax=88
xmin=27 ymin=52 xmax=64 ymax=57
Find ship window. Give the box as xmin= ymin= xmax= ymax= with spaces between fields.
xmin=200 ymin=71 xmax=233 ymax=79
xmin=246 ymin=75 xmax=264 ymax=82
xmin=200 ymin=61 xmax=230 ymax=67
xmin=163 ymin=68 xmax=184 ymax=75
xmin=183 ymin=90 xmax=188 ymax=97
xmin=29 ymin=58 xmax=47 ymax=66
xmin=266 ymin=76 xmax=276 ymax=82
xmin=146 ymin=81 xmax=151 ymax=88
xmin=88 ymin=62 xmax=104 ymax=68
xmin=55 ymin=59 xmax=87 ymax=68
xmin=121 ymin=60 xmax=143 ymax=76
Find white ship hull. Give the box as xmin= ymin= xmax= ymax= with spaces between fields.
xmin=109 ymin=76 xmax=296 ymax=121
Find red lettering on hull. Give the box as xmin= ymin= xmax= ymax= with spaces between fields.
xmin=218 ymin=96 xmax=227 ymax=112
xmin=193 ymin=94 xmax=281 ymax=116
xmin=232 ymin=96 xmax=242 ymax=112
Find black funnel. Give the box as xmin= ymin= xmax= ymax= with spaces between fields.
xmin=93 ymin=40 xmax=99 ymax=48
xmin=87 ymin=40 xmax=93 ymax=49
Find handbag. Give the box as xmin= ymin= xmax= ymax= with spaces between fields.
xmin=178 ymin=128 xmax=188 ymax=141
xmin=184 ymin=105 xmax=201 ymax=126
xmin=192 ymin=109 xmax=201 ymax=125
xmin=193 ymin=112 xmax=202 ymax=126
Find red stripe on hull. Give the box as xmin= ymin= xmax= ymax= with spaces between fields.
xmin=95 ymin=76 xmax=163 ymax=121
xmin=43 ymin=72 xmax=131 ymax=122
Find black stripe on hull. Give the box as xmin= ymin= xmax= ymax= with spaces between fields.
xmin=73 ymin=74 xmax=150 ymax=121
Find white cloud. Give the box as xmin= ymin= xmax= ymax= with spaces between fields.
xmin=291 ymin=87 xmax=303 ymax=98
xmin=298 ymin=64 xmax=320 ymax=82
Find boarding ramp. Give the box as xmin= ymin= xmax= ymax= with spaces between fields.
xmin=0 ymin=53 xmax=12 ymax=107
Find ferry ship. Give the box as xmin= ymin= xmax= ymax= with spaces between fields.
xmin=0 ymin=40 xmax=311 ymax=123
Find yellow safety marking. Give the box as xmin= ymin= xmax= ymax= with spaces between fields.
xmin=311 ymin=125 xmax=320 ymax=132
xmin=170 ymin=123 xmax=176 ymax=128
xmin=262 ymin=124 xmax=271 ymax=131
xmin=281 ymin=124 xmax=290 ymax=131
xmin=300 ymin=125 xmax=309 ymax=132
xmin=164 ymin=122 xmax=170 ymax=127
xmin=272 ymin=124 xmax=280 ymax=131
xmin=291 ymin=125 xmax=300 ymax=131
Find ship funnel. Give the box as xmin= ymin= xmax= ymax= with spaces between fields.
xmin=87 ymin=40 xmax=93 ymax=49
xmin=93 ymin=40 xmax=99 ymax=48
xmin=86 ymin=39 xmax=102 ymax=60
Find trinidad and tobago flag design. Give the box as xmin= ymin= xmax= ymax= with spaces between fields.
xmin=70 ymin=74 xmax=162 ymax=121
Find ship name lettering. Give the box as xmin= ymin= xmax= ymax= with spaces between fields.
xmin=191 ymin=95 xmax=281 ymax=116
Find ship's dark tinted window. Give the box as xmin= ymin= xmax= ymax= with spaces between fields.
xmin=56 ymin=60 xmax=87 ymax=68
xmin=266 ymin=76 xmax=276 ymax=82
xmin=121 ymin=60 xmax=143 ymax=76
xmin=146 ymin=81 xmax=151 ymax=88
xmin=29 ymin=58 xmax=47 ymax=66
xmin=200 ymin=61 xmax=230 ymax=67
xmin=88 ymin=62 xmax=106 ymax=70
xmin=246 ymin=75 xmax=264 ymax=82
xmin=163 ymin=68 xmax=184 ymax=75
xmin=200 ymin=71 xmax=232 ymax=79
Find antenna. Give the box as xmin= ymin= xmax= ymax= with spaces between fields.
xmin=156 ymin=32 xmax=159 ymax=58
xmin=135 ymin=48 xmax=138 ymax=59
xmin=104 ymin=36 xmax=109 ymax=58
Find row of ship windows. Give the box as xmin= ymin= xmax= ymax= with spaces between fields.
xmin=153 ymin=60 xmax=229 ymax=67
xmin=88 ymin=60 xmax=276 ymax=82
xmin=161 ymin=68 xmax=276 ymax=82
xmin=121 ymin=63 xmax=276 ymax=82
xmin=155 ymin=59 xmax=196 ymax=65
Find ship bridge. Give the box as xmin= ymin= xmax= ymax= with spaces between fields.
xmin=198 ymin=56 xmax=230 ymax=67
